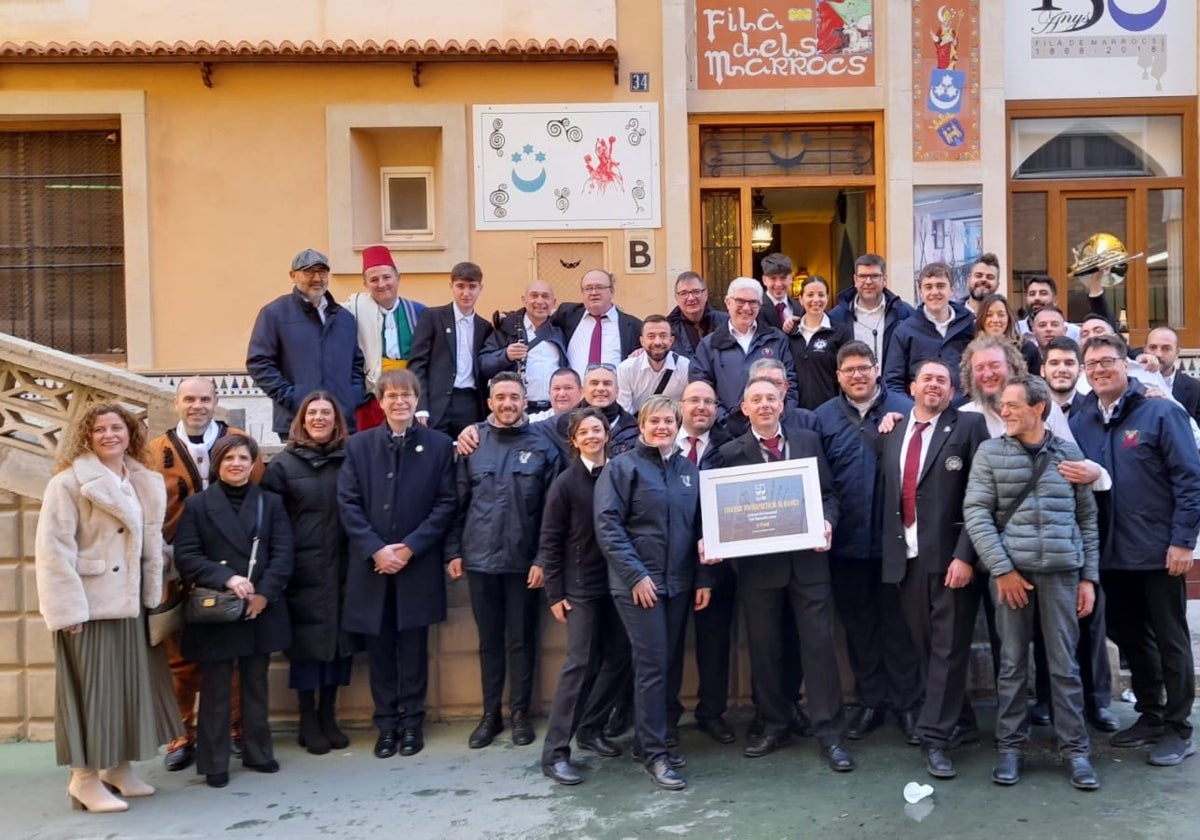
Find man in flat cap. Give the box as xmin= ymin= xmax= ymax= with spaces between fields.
xmin=344 ymin=245 xmax=426 ymax=430
xmin=247 ymin=248 xmax=366 ymax=438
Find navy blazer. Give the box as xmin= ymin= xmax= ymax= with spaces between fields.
xmin=554 ymin=302 xmax=643 ymax=361
xmin=407 ymin=303 xmax=493 ymax=430
xmin=337 ymin=423 xmax=458 ymax=633
xmin=878 ymin=407 xmax=989 ymax=584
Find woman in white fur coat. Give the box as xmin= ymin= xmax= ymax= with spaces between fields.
xmin=35 ymin=403 xmax=181 ymax=813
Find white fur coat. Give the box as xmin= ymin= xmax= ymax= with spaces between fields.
xmin=35 ymin=452 xmax=167 ymax=631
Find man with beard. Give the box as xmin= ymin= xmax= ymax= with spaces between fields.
xmin=1017 ymin=272 xmax=1114 ymax=343
xmin=1142 ymin=327 xmax=1200 ymax=427
xmin=447 ymin=372 xmax=564 ymax=750
xmin=480 ymin=281 xmax=569 ymax=415
xmin=668 ymin=272 xmax=729 ymax=359
xmin=617 ymin=315 xmax=690 ymax=413
xmin=1030 ymin=306 xmax=1068 ymax=356
xmin=879 ymin=359 xmax=989 ymax=780
xmin=814 ymin=342 xmax=922 ymax=744
xmin=828 ymin=254 xmax=915 ymax=373
xmin=961 ymin=254 xmax=1001 ymax=316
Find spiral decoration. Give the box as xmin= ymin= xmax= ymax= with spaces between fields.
xmin=547 ymin=118 xmax=583 ymax=143
xmin=631 ymin=180 xmax=646 ymax=213
xmin=488 ymin=118 xmax=505 ymax=157
xmin=554 ymin=187 xmax=571 ymax=213
xmin=626 ymin=118 xmax=646 ymax=146
xmin=489 ymin=184 xmax=510 ymax=218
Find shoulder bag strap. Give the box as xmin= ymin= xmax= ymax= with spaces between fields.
xmin=996 ymin=451 xmax=1053 ymax=533
xmin=247 ymin=493 xmax=263 ymax=580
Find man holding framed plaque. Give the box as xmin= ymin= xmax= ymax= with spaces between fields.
xmin=711 ymin=377 xmax=853 ymax=772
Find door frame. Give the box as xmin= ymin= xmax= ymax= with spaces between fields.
xmin=688 ymin=112 xmax=886 ymax=281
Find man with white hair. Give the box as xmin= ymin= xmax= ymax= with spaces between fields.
xmin=690 ymin=277 xmax=798 ymax=437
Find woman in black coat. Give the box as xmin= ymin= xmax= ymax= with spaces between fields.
xmin=175 ymin=434 xmax=293 ymax=789
xmin=261 ymin=391 xmax=355 ymax=756
xmin=787 ymin=275 xmax=854 ymax=409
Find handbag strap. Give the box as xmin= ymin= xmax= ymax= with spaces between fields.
xmin=996 ymin=449 xmax=1053 ymax=533
xmin=652 ymin=354 xmax=678 ymax=395
xmin=247 ymin=493 xmax=263 ymax=580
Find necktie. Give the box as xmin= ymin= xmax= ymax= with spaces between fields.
xmin=902 ymin=421 xmax=931 ymax=528
xmin=588 ymin=313 xmax=606 ymax=366
xmin=686 ymin=436 xmax=699 ymax=464
xmin=762 ymin=434 xmax=784 ymax=461
xmin=776 ymin=301 xmax=787 ymax=323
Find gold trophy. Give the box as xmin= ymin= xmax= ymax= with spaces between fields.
xmin=1067 ymin=233 xmax=1143 ymax=288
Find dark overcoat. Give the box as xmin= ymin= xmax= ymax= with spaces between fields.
xmin=338 ymin=422 xmax=458 ymax=634
xmin=174 ymin=483 xmax=294 ymax=661
xmin=261 ymin=444 xmax=357 ymax=662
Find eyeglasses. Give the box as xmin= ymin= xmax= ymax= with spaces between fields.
xmin=680 ymin=397 xmax=718 ymax=406
xmin=582 ymin=285 xmax=612 ymax=294
xmin=380 ymin=391 xmax=416 ymax=401
xmin=300 ymin=267 xmax=329 ymax=277
xmin=1082 ymin=356 xmax=1123 ymax=372
xmin=854 ymin=273 xmax=884 ymax=282
xmin=838 ymin=365 xmax=875 ymax=376
xmin=675 ymin=289 xmax=706 ymax=299
xmin=728 ymin=297 xmax=761 ymax=309
xmin=585 ymin=363 xmax=617 ymax=373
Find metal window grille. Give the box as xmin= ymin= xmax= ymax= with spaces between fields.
xmin=0 ymin=130 xmax=126 ymax=356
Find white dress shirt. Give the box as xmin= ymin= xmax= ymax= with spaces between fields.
xmin=675 ymin=428 xmax=712 ymax=463
xmin=729 ymin=321 xmax=757 ymax=354
xmin=567 ymin=304 xmax=622 ymax=377
xmin=616 ymin=352 xmax=690 ymax=413
xmin=522 ymin=315 xmax=559 ymax=402
xmin=453 ymin=305 xmax=476 ymax=388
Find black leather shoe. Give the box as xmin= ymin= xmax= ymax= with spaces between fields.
xmin=400 ymin=727 xmax=424 ymax=756
xmin=164 ymin=741 xmax=195 ymax=772
xmin=1111 ymin=718 xmax=1165 ymax=748
xmin=374 ymin=730 xmax=399 ymax=758
xmin=576 ymin=733 xmax=622 ymax=757
xmin=823 ymin=743 xmax=855 ymax=772
xmin=744 ymin=732 xmax=791 ymax=758
xmin=645 ymin=758 xmax=686 ymax=790
xmin=923 ymin=746 xmax=957 ymax=779
xmin=205 ymin=772 xmax=229 ymax=788
xmin=511 ymin=711 xmax=536 ymax=746
xmin=242 ymin=759 xmax=279 ymax=773
xmin=746 ymin=711 xmax=766 ymax=742
xmin=469 ymin=713 xmax=503 ymax=749
xmin=1147 ymin=735 xmax=1195 ymax=767
xmin=630 ymin=743 xmax=685 ymax=767
xmin=846 ymin=706 xmax=886 ymax=740
xmin=1067 ymin=756 xmax=1099 ymax=790
xmin=1089 ymin=707 xmax=1120 ymax=733
xmin=1030 ymin=702 xmax=1053 ymax=727
xmin=947 ymin=723 xmax=981 ymax=749
xmin=603 ymin=705 xmax=631 ymax=739
xmin=897 ymin=711 xmax=920 ymax=747
xmin=664 ymin=724 xmax=680 ymax=748
xmin=543 ymin=760 xmax=583 ymax=785
xmin=696 ymin=717 xmax=736 ymax=744
xmin=790 ymin=703 xmax=815 ymax=738
xmin=991 ymin=753 xmax=1023 ymax=785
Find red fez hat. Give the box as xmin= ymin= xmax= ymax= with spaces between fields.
xmin=362 ymin=245 xmax=396 ymax=273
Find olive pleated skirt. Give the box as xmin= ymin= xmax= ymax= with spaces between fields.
xmin=53 ymin=617 xmax=183 ymax=768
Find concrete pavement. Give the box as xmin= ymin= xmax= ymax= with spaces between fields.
xmin=4 ymin=700 xmax=1198 ymax=840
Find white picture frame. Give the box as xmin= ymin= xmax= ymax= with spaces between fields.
xmin=700 ymin=458 xmax=826 ymax=559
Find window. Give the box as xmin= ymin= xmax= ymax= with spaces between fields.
xmin=381 ymin=167 xmax=434 ymax=240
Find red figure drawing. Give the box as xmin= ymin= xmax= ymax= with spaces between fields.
xmin=584 ymin=136 xmax=624 ymax=195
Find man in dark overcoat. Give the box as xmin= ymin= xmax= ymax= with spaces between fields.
xmin=339 ymin=368 xmax=458 ymax=759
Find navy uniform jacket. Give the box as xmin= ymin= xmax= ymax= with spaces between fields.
xmin=407 ymin=303 xmax=493 ymax=429
xmin=337 ymin=423 xmax=457 ymax=634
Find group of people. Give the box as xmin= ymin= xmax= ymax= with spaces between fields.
xmin=34 ymin=245 xmax=1198 ymax=809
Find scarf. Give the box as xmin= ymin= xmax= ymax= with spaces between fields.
xmin=176 ymin=419 xmax=220 ymax=490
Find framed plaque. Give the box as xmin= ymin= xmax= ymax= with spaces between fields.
xmin=700 ymin=458 xmax=826 ymax=559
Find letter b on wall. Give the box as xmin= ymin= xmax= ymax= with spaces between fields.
xmin=625 ymin=232 xmax=655 ymax=274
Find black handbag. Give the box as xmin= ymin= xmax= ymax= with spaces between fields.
xmin=185 ymin=494 xmax=262 ymax=624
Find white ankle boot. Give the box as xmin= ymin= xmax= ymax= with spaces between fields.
xmin=68 ymin=769 xmax=129 ymax=813
xmin=99 ymin=762 xmax=155 ymax=797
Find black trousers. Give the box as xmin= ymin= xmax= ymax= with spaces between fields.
xmin=437 ymin=388 xmax=483 ymax=439
xmin=468 ymin=570 xmax=541 ymax=715
xmin=364 ymin=612 xmax=430 ymax=732
xmin=196 ymin=654 xmax=271 ymax=775
xmin=541 ymin=595 xmax=631 ymax=764
xmin=691 ymin=564 xmax=736 ymax=723
xmin=1034 ymin=578 xmax=1113 ymax=712
xmin=614 ymin=592 xmax=690 ymax=766
xmin=898 ymin=561 xmax=979 ymax=748
xmin=1102 ymin=569 xmax=1195 ymax=738
xmin=830 ymin=554 xmax=922 ymax=712
xmin=742 ymin=562 xmax=844 ymax=747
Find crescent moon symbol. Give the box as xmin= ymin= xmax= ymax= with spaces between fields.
xmin=930 ymin=88 xmax=961 ymax=111
xmin=511 ymin=167 xmax=547 ymax=193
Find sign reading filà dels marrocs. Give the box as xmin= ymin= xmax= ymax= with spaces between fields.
xmin=695 ymin=0 xmax=875 ymax=90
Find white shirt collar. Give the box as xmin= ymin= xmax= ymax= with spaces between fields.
xmin=454 ymin=304 xmax=474 ymax=320
xmin=729 ymin=321 xmax=758 ymax=340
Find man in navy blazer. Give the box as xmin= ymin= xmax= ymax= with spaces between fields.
xmin=338 ymin=369 xmax=458 ymax=760
xmin=879 ymin=358 xmax=989 ymax=781
xmin=553 ymin=269 xmax=642 ymax=377
xmin=407 ymin=262 xmax=494 ymax=437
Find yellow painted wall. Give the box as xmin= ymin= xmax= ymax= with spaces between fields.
xmin=778 ymin=223 xmax=834 ymax=286
xmin=0 ymin=1 xmax=663 ymax=372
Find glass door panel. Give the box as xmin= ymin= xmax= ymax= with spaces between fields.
xmin=1063 ymin=194 xmax=1131 ymax=327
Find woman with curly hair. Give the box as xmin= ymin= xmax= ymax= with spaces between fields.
xmin=35 ymin=403 xmax=180 ymax=812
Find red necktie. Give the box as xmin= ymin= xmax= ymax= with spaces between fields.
xmin=902 ymin=421 xmax=931 ymax=528
xmin=588 ymin=313 xmax=606 ymax=366
xmin=761 ymin=434 xmax=784 ymax=461
xmin=686 ymin=436 xmax=699 ymax=464
xmin=776 ymin=301 xmax=787 ymax=323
